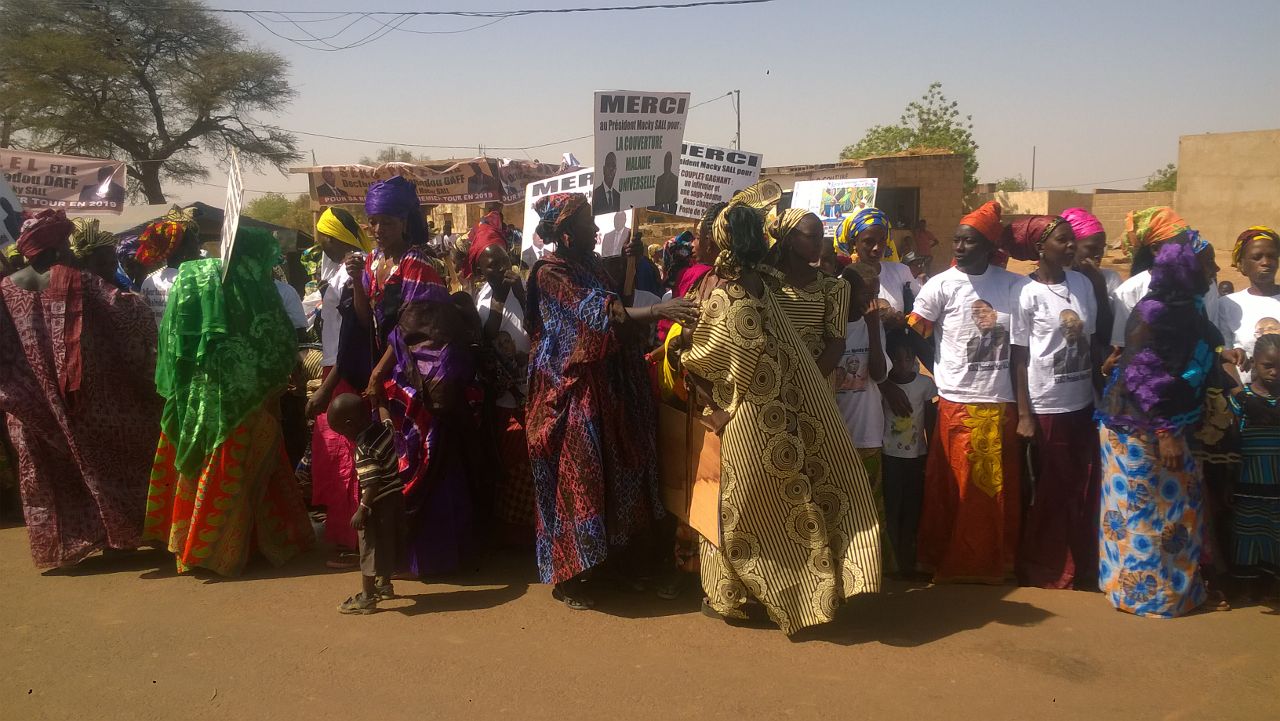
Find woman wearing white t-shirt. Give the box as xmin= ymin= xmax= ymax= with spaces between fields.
xmin=1217 ymin=226 xmax=1280 ymax=385
xmin=907 ymin=201 xmax=1028 ymax=584
xmin=1006 ymin=215 xmax=1100 ymax=590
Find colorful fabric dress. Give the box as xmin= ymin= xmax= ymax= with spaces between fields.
xmin=525 ymin=251 xmax=663 ymax=584
xmin=1229 ymin=387 xmax=1280 ymax=579
xmin=143 ymin=236 xmax=313 ymax=577
xmin=682 ymin=271 xmax=882 ymax=635
xmin=366 ymin=246 xmax=472 ymax=577
xmin=0 ymin=268 xmax=161 ymax=568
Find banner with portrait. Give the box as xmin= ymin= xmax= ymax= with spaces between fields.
xmin=0 ymin=148 xmax=127 ymax=214
xmin=676 ymin=141 xmax=763 ymax=219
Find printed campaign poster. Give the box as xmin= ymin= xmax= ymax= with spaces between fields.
xmin=498 ymin=158 xmax=577 ymax=205
xmin=791 ymin=177 xmax=878 ymax=237
xmin=0 ymin=148 xmax=127 ymax=214
xmin=303 ymin=159 xmax=505 ymax=207
xmin=0 ymin=176 xmax=21 ymax=249
xmin=592 ymin=91 xmax=690 ymax=215
xmin=676 ymin=142 xmax=763 ymax=219
xmin=519 ymin=166 xmax=635 ymax=263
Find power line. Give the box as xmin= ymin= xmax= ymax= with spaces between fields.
xmin=50 ymin=1 xmax=773 ymax=16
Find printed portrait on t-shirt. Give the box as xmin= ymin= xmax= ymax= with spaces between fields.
xmin=834 ymin=354 xmax=867 ymax=393
xmin=1255 ymin=317 xmax=1280 ymax=340
xmin=965 ymin=299 xmax=1009 ymax=367
xmin=1052 ymin=308 xmax=1091 ymax=377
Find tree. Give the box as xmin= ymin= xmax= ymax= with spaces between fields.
xmin=996 ymin=175 xmax=1029 ymax=192
xmin=1144 ymin=163 xmax=1178 ymax=192
xmin=0 ymin=0 xmax=301 ymax=203
xmin=841 ymin=82 xmax=980 ymax=193
xmin=358 ymin=146 xmax=432 ymax=166
xmin=244 ymin=192 xmax=312 ymax=232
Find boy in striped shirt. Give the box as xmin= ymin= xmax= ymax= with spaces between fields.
xmin=328 ymin=393 xmax=405 ymax=614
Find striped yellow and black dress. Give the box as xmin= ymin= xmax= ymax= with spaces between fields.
xmin=682 ymin=273 xmax=882 ymax=635
xmin=769 ymin=271 xmax=848 ymax=369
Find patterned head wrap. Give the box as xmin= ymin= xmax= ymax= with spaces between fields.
xmin=69 ymin=217 xmax=118 ymax=259
xmin=533 ymin=192 xmax=590 ymax=237
xmin=711 ymin=180 xmax=780 ymax=279
xmin=661 ymin=230 xmax=695 ymax=280
xmin=1060 ymin=207 xmax=1104 ymax=241
xmin=16 ymin=209 xmax=74 ymax=259
xmin=835 ymin=207 xmax=890 ymax=256
xmin=765 ymin=207 xmax=812 ymax=247
xmin=1123 ymin=206 xmax=1189 ymax=258
xmin=364 ymin=176 xmax=426 ymax=246
xmin=315 ymin=207 xmax=372 ymax=253
xmin=463 ymin=211 xmax=507 ymax=279
xmin=959 ymin=201 xmax=1004 ymax=244
xmin=137 ymin=206 xmax=199 ymax=267
xmin=1231 ymin=225 xmax=1280 ymax=268
xmin=1002 ymin=215 xmax=1066 ymax=262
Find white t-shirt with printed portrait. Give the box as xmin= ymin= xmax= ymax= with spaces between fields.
xmin=833 ymin=318 xmax=890 ymax=448
xmin=1216 ymin=288 xmax=1280 ymax=384
xmin=1012 ymin=270 xmax=1097 ymax=414
xmin=912 ymin=265 xmax=1028 ymax=404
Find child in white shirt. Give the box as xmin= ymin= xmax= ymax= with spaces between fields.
xmin=881 ymin=331 xmax=936 ymax=576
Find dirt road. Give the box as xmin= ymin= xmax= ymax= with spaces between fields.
xmin=2 ymin=525 xmax=1276 ymax=721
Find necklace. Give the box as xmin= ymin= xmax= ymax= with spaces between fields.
xmin=1034 ymin=270 xmax=1071 ymax=303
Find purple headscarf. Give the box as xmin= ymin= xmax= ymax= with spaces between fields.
xmin=365 ymin=175 xmax=427 ymax=247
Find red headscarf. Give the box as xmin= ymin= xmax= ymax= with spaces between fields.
xmin=959 ymin=201 xmax=1004 ymax=244
xmin=16 ymin=209 xmax=74 ymax=259
xmin=463 ymin=210 xmax=507 ymax=278
xmin=1002 ymin=215 xmax=1065 ymax=262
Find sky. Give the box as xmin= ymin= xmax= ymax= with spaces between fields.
xmin=170 ymin=0 xmax=1280 ymax=206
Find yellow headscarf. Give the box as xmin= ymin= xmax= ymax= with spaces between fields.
xmin=315 ymin=207 xmax=372 ymax=253
xmin=1232 ymin=225 xmax=1280 ymax=268
xmin=69 ymin=217 xmax=117 ymax=259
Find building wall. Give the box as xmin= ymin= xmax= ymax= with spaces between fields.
xmin=968 ymin=190 xmax=1093 ymax=216
xmin=1177 ymin=129 xmax=1280 ymax=259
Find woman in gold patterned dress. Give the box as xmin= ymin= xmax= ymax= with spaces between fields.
xmin=763 ymin=208 xmax=849 ymax=377
xmin=679 ymin=186 xmax=882 ymax=635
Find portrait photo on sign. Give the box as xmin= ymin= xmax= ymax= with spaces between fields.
xmin=791 ymin=178 xmax=878 ymax=237
xmin=596 ymin=208 xmax=633 ymax=258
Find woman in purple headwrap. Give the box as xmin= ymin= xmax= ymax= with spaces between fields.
xmin=348 ymin=175 xmax=472 ymax=578
xmin=524 ymin=192 xmax=698 ymax=610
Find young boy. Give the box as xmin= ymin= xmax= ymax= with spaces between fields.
xmin=881 ymin=331 xmax=936 ymax=577
xmin=327 ymin=393 xmax=405 ymax=614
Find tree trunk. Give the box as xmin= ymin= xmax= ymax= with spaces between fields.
xmin=139 ymin=161 xmax=167 ymax=204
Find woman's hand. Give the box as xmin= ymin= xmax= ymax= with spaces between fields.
xmin=879 ymin=381 xmax=913 ymax=418
xmin=305 ymin=387 xmax=332 ymax=420
xmin=1157 ymin=431 xmax=1185 ymax=471
xmin=1016 ymin=413 xmax=1037 ymax=441
xmin=363 ymin=378 xmax=382 ymax=400
xmin=1222 ymin=348 xmax=1246 ymax=368
xmin=343 ymin=252 xmax=366 ymax=279
xmin=656 ymin=297 xmax=700 ymax=325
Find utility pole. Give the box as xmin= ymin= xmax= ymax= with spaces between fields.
xmin=734 ymin=89 xmax=741 ymax=150
xmin=1031 ymin=145 xmax=1037 ymax=190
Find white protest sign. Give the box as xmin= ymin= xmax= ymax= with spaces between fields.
xmin=0 ymin=176 xmax=22 ymax=249
xmin=791 ymin=177 xmax=878 ymax=238
xmin=519 ymin=166 xmax=636 ymax=263
xmin=593 ymin=91 xmax=690 ymax=215
xmin=220 ymin=148 xmax=244 ymax=281
xmin=676 ymin=141 xmax=763 ymax=219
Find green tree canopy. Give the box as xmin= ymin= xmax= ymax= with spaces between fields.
xmin=841 ymin=82 xmax=980 ymax=193
xmin=995 ymin=175 xmax=1029 ymax=192
xmin=0 ymin=0 xmax=301 ymax=203
xmin=244 ymin=192 xmax=312 ymax=232
xmin=358 ymin=146 xmax=432 ymax=165
xmin=1144 ymin=163 xmax=1178 ymax=192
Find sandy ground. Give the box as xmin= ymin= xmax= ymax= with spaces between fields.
xmin=2 ymin=524 xmax=1277 ymax=721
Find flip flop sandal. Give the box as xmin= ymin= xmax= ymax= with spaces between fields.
xmin=337 ymin=592 xmax=379 ymax=615
xmin=552 ymin=582 xmax=595 ymax=611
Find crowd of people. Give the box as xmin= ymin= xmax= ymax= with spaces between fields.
xmin=1 ymin=178 xmax=1277 ymax=633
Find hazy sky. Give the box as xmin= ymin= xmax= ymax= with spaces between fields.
xmin=175 ymin=0 xmax=1280 ymax=206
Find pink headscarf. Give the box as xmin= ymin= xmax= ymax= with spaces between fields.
xmin=1061 ymin=207 xmax=1104 ymax=240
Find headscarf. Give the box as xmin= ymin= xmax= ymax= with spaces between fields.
xmin=532 ymin=192 xmax=590 ymax=237
xmin=16 ymin=209 xmax=74 ymax=259
xmin=155 ymin=226 xmax=297 ymax=478
xmin=959 ymin=201 xmax=1004 ymax=244
xmin=365 ymin=176 xmax=426 ymax=246
xmin=1002 ymin=215 xmax=1065 ymax=262
xmin=712 ymin=180 xmax=780 ymax=279
xmin=1123 ymin=206 xmax=1189 ymax=258
xmin=1060 ymin=207 xmax=1104 ymax=241
xmin=136 ymin=206 xmax=199 ymax=267
xmin=765 ymin=207 xmax=811 ymax=247
xmin=69 ymin=217 xmax=117 ymax=259
xmin=835 ymin=207 xmax=890 ymax=256
xmin=315 ymin=207 xmax=372 ymax=253
xmin=661 ymin=230 xmax=695 ymax=282
xmin=463 ymin=210 xmax=507 ymax=279
xmin=1231 ymin=225 xmax=1280 ymax=268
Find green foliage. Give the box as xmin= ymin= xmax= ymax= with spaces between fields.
xmin=840 ymin=82 xmax=980 ymax=193
xmin=996 ymin=175 xmax=1029 ymax=192
xmin=359 ymin=146 xmax=432 ymax=165
xmin=244 ymin=193 xmax=312 ymax=232
xmin=0 ymin=0 xmax=301 ymax=203
xmin=1144 ymin=163 xmax=1178 ymax=192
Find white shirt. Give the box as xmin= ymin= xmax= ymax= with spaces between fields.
xmin=141 ymin=266 xmax=180 ymax=328
xmin=875 ymin=260 xmax=922 ymax=313
xmin=1111 ymin=270 xmax=1219 ymax=347
xmin=882 ymin=373 xmax=937 ymax=458
xmin=1101 ymin=268 xmax=1122 ymax=295
xmin=1012 ymin=270 xmax=1098 ymax=414
xmin=318 ymin=256 xmax=350 ymax=367
xmin=1216 ymin=288 xmax=1280 ymax=384
xmin=274 ymin=280 xmax=309 ymax=330
xmin=834 ymin=318 xmax=890 ymax=448
xmin=913 ymin=265 xmax=1028 ymax=404
xmin=476 ymin=281 xmax=529 ymax=409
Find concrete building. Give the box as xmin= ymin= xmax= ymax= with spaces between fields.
xmin=967 ymin=190 xmax=1093 ymax=217
xmin=1176 ymin=129 xmax=1280 ymax=254
xmin=761 ymin=149 xmax=967 ymax=268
